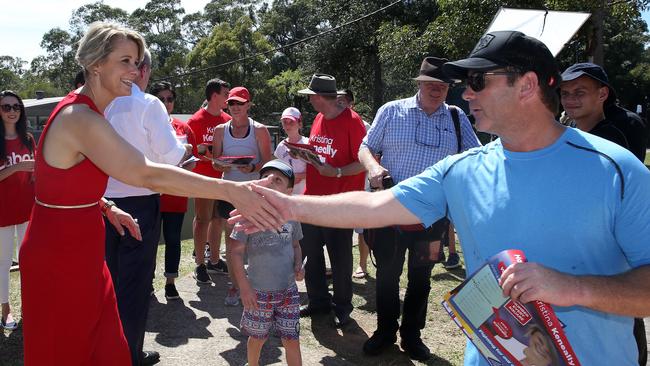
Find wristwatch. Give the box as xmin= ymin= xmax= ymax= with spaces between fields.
xmin=336 ymin=167 xmax=342 ymax=178
xmin=101 ymin=200 xmax=116 ymax=214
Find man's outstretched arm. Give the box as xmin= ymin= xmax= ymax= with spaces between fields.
xmin=229 ymin=185 xmax=421 ymax=231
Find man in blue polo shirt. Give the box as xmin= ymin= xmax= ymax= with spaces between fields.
xmin=234 ymin=31 xmax=650 ymax=365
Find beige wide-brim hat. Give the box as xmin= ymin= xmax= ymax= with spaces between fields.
xmin=298 ymin=74 xmax=347 ymax=96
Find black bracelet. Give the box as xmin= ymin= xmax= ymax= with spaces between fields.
xmin=101 ymin=200 xmax=116 ymax=215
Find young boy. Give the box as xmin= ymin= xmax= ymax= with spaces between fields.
xmin=230 ymin=160 xmax=304 ymax=366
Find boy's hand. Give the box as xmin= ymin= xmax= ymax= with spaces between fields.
xmin=294 ymin=264 xmax=305 ymax=281
xmin=240 ymin=286 xmax=259 ymax=311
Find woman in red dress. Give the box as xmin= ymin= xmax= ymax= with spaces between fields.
xmin=19 ymin=22 xmax=280 ymax=365
xmin=0 ymin=90 xmax=34 ymax=331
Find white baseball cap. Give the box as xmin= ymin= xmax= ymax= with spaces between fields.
xmin=281 ymin=107 xmax=301 ymax=123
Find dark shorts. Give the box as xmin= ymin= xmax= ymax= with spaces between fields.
xmin=240 ymin=284 xmax=300 ymax=340
xmin=216 ymin=200 xmax=235 ymax=219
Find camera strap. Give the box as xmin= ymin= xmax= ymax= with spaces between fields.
xmin=450 ymin=105 xmax=462 ymax=153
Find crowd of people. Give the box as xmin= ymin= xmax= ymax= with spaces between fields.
xmin=1 ymin=21 xmax=649 ymax=366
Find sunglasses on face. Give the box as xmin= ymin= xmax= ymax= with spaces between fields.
xmin=0 ymin=104 xmax=21 ymax=113
xmin=466 ymin=72 xmax=517 ymax=92
xmin=227 ymin=101 xmax=246 ymax=106
xmin=158 ymin=96 xmax=175 ymax=103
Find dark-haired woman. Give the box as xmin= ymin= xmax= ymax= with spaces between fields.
xmin=151 ymin=81 xmax=197 ymax=300
xmin=0 ymin=90 xmax=34 ymax=331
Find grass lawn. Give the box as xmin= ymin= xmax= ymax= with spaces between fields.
xmin=2 ymin=236 xmax=468 ymax=366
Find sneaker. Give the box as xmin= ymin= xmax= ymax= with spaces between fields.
xmin=194 ymin=264 xmax=212 ymax=284
xmin=206 ymin=259 xmax=228 ymax=274
xmin=1 ymin=315 xmax=18 ymax=331
xmin=165 ymin=284 xmax=180 ymax=300
xmin=204 ymin=243 xmax=211 ymax=261
xmin=444 ymin=252 xmax=462 ymax=269
xmin=224 ymin=287 xmax=240 ymax=306
xmin=141 ymin=350 xmax=160 ymax=365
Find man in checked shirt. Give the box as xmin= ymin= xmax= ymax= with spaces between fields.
xmin=358 ymin=56 xmax=481 ymax=361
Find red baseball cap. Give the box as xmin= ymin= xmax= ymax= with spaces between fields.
xmin=226 ymin=86 xmax=250 ymax=103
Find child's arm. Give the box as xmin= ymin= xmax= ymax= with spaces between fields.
xmin=230 ymin=238 xmax=258 ymax=310
xmin=292 ymin=240 xmax=304 ymax=281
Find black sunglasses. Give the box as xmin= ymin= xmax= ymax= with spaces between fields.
xmin=0 ymin=104 xmax=21 ymax=113
xmin=227 ymin=100 xmax=246 ymax=106
xmin=158 ymin=96 xmax=175 ymax=103
xmin=466 ymin=72 xmax=518 ymax=92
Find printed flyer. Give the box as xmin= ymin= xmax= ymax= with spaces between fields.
xmin=283 ymin=141 xmax=323 ymax=166
xmin=442 ymin=249 xmax=580 ymax=366
xmin=212 ymin=155 xmax=255 ymax=168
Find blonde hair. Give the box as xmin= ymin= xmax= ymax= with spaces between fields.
xmin=76 ymin=22 xmax=146 ymax=75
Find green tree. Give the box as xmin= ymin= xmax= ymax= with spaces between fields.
xmin=187 ymin=15 xmax=274 ymax=116
xmin=130 ymin=0 xmax=187 ymax=79
xmin=69 ymin=1 xmax=129 ymax=37
xmin=0 ymin=56 xmax=26 ymax=91
xmin=29 ymin=1 xmax=131 ymax=94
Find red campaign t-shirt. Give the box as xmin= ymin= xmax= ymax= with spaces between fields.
xmin=0 ymin=137 xmax=35 ymax=226
xmin=187 ymin=108 xmax=231 ymax=178
xmin=304 ymin=108 xmax=366 ymax=196
xmin=161 ymin=118 xmax=197 ymax=213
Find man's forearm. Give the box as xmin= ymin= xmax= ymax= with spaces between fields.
xmin=576 ymin=265 xmax=650 ymax=317
xmin=291 ymin=190 xmax=420 ymax=229
xmin=341 ymin=161 xmax=366 ymax=176
xmin=358 ymin=146 xmax=380 ymax=173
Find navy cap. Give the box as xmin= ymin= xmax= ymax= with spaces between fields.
xmin=259 ymin=160 xmax=294 ymax=187
xmin=561 ymin=62 xmax=616 ymax=105
xmin=443 ymin=31 xmax=561 ymax=89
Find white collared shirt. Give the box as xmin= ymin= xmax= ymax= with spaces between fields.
xmin=104 ymin=84 xmax=185 ymax=198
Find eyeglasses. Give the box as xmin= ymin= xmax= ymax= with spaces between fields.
xmin=415 ymin=119 xmax=444 ymax=148
xmin=466 ymin=72 xmax=518 ymax=92
xmin=158 ymin=96 xmax=175 ymax=103
xmin=0 ymin=104 xmax=21 ymax=113
xmin=227 ymin=100 xmax=247 ymax=106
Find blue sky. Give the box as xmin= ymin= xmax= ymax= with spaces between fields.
xmin=0 ymin=0 xmax=206 ymax=65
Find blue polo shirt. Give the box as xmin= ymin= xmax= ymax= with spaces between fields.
xmin=393 ymin=127 xmax=650 ymax=366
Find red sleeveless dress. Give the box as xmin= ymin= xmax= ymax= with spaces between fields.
xmin=20 ymin=92 xmax=131 ymax=365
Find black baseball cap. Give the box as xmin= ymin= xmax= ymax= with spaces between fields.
xmin=443 ymin=31 xmax=561 ymax=89
xmin=561 ymin=63 xmax=616 ymax=105
xmin=259 ymin=160 xmax=295 ymax=187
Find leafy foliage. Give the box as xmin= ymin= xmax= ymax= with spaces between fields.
xmin=2 ymin=0 xmax=650 ymax=118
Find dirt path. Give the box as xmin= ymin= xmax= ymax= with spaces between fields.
xmin=144 ymin=266 xmax=465 ymax=366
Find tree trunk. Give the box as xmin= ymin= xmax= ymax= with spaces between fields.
xmin=591 ymin=0 xmax=606 ymax=65
xmin=371 ymin=42 xmax=383 ymax=115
